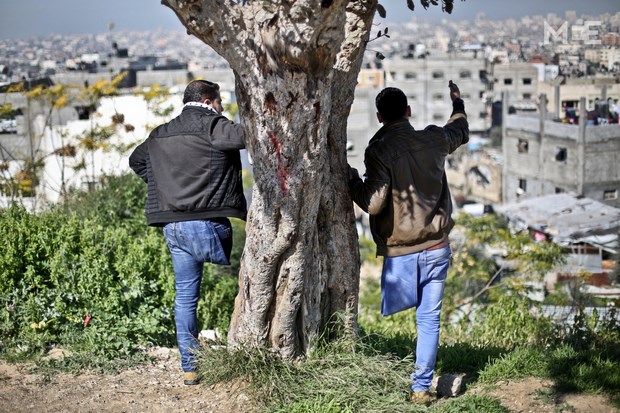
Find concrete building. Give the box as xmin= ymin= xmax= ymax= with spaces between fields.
xmin=601 ymin=32 xmax=620 ymax=47
xmin=445 ymin=148 xmax=503 ymax=205
xmin=502 ymin=95 xmax=620 ymax=208
xmin=599 ymin=48 xmax=620 ymax=70
xmin=537 ymin=77 xmax=620 ymax=119
xmin=585 ymin=49 xmax=601 ymax=64
xmin=357 ymin=68 xmax=384 ymax=90
xmin=0 ymin=69 xmax=239 ymax=209
xmin=0 ymin=91 xmax=182 ymax=209
xmin=346 ymin=87 xmax=381 ymax=172
xmin=382 ymin=53 xmax=489 ymax=132
xmin=490 ymin=62 xmax=539 ymax=112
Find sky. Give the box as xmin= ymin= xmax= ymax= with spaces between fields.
xmin=0 ymin=0 xmax=619 ymax=40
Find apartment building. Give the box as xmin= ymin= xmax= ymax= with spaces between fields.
xmin=382 ymin=54 xmax=489 ymax=132
xmin=502 ymin=97 xmax=620 ymax=207
xmin=538 ymin=78 xmax=620 ymax=118
xmin=490 ymin=63 xmax=539 ymax=111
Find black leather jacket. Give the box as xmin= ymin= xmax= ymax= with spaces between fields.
xmin=129 ymin=105 xmax=247 ymax=226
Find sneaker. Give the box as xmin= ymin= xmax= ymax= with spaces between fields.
xmin=411 ymin=391 xmax=435 ymax=406
xmin=183 ymin=371 xmax=199 ymax=385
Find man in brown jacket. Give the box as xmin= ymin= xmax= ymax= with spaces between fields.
xmin=348 ymin=81 xmax=468 ymax=405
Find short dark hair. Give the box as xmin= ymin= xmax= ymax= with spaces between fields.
xmin=375 ymin=87 xmax=408 ymax=122
xmin=183 ymin=80 xmax=220 ymax=104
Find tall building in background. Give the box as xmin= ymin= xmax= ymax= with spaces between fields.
xmin=383 ymin=53 xmax=489 ymax=132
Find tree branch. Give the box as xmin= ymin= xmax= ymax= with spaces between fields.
xmin=453 ymin=265 xmax=505 ymax=310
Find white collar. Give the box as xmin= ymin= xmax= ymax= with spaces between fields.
xmin=184 ymin=101 xmax=219 ymax=114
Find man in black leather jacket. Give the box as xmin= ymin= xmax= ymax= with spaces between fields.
xmin=129 ymin=80 xmax=246 ymax=385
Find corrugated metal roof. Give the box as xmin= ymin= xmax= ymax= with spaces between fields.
xmin=497 ymin=193 xmax=620 ymax=252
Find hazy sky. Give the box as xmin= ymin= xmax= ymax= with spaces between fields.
xmin=0 ymin=0 xmax=619 ymax=39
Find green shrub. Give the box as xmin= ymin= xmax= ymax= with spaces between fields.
xmin=359 ymin=235 xmax=381 ymax=266
xmin=0 ymin=173 xmax=245 ymax=368
xmin=446 ymin=295 xmax=554 ymax=349
xmin=59 ymin=173 xmax=147 ymax=230
xmin=0 ymin=205 xmax=175 ymax=360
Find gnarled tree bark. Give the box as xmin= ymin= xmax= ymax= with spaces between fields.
xmin=162 ymin=0 xmax=377 ymax=359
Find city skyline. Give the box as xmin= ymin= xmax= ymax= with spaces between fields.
xmin=1 ymin=0 xmax=619 ymax=40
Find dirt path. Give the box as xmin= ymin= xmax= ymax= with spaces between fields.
xmin=1 ymin=350 xmax=617 ymax=413
xmin=469 ymin=377 xmax=619 ymax=413
xmin=0 ymin=348 xmax=253 ymax=413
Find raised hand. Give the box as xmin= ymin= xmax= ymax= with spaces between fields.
xmin=448 ymin=80 xmax=461 ymax=101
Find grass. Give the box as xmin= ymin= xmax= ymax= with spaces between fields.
xmin=477 ymin=347 xmax=547 ymax=384
xmin=34 ymin=349 xmax=152 ymax=376
xmin=196 ymin=335 xmax=511 ymax=413
xmin=197 ymin=337 xmax=417 ymax=413
xmin=192 ymin=312 xmax=620 ymax=413
xmin=429 ymin=395 xmax=509 ymax=413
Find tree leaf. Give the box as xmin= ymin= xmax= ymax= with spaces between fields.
xmin=376 ymin=4 xmax=386 ymax=18
xmin=407 ymin=0 xmax=415 ymax=11
xmin=376 ymin=52 xmax=385 ymax=60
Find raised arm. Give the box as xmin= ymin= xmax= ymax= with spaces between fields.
xmin=443 ymin=80 xmax=469 ymax=153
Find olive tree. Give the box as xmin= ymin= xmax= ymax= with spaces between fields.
xmin=162 ymin=0 xmax=458 ymax=358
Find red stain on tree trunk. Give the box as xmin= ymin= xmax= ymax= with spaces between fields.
xmin=268 ymin=131 xmax=288 ymax=194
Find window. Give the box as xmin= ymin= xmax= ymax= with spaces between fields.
xmin=479 ymin=112 xmax=488 ymax=119
xmin=555 ymin=187 xmax=565 ymax=194
xmin=523 ymin=93 xmax=532 ymax=100
xmin=518 ymin=179 xmax=527 ymax=192
xmin=432 ymin=93 xmax=443 ymax=101
xmin=523 ymin=78 xmax=532 ymax=85
xmin=461 ymin=93 xmax=471 ymax=99
xmin=504 ymin=78 xmax=513 ymax=85
xmin=76 ymin=105 xmax=94 ymax=120
xmin=460 ymin=70 xmax=472 ymax=79
xmin=433 ymin=113 xmax=443 ymax=121
xmin=555 ymin=147 xmax=567 ymax=162
xmin=407 ymin=94 xmax=417 ymax=101
xmin=604 ymin=189 xmax=618 ymax=200
xmin=389 ymin=71 xmax=397 ymax=80
xmin=404 ymin=72 xmax=416 ymax=80
xmin=432 ymin=71 xmax=444 ymax=79
xmin=518 ymin=139 xmax=529 ymax=153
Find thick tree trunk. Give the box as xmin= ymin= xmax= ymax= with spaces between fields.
xmin=162 ymin=0 xmax=376 ymax=358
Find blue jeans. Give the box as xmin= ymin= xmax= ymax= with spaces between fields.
xmin=163 ymin=219 xmax=233 ymax=372
xmin=381 ymin=245 xmax=450 ymax=392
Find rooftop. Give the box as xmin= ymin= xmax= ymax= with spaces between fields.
xmin=497 ymin=193 xmax=620 ymax=252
